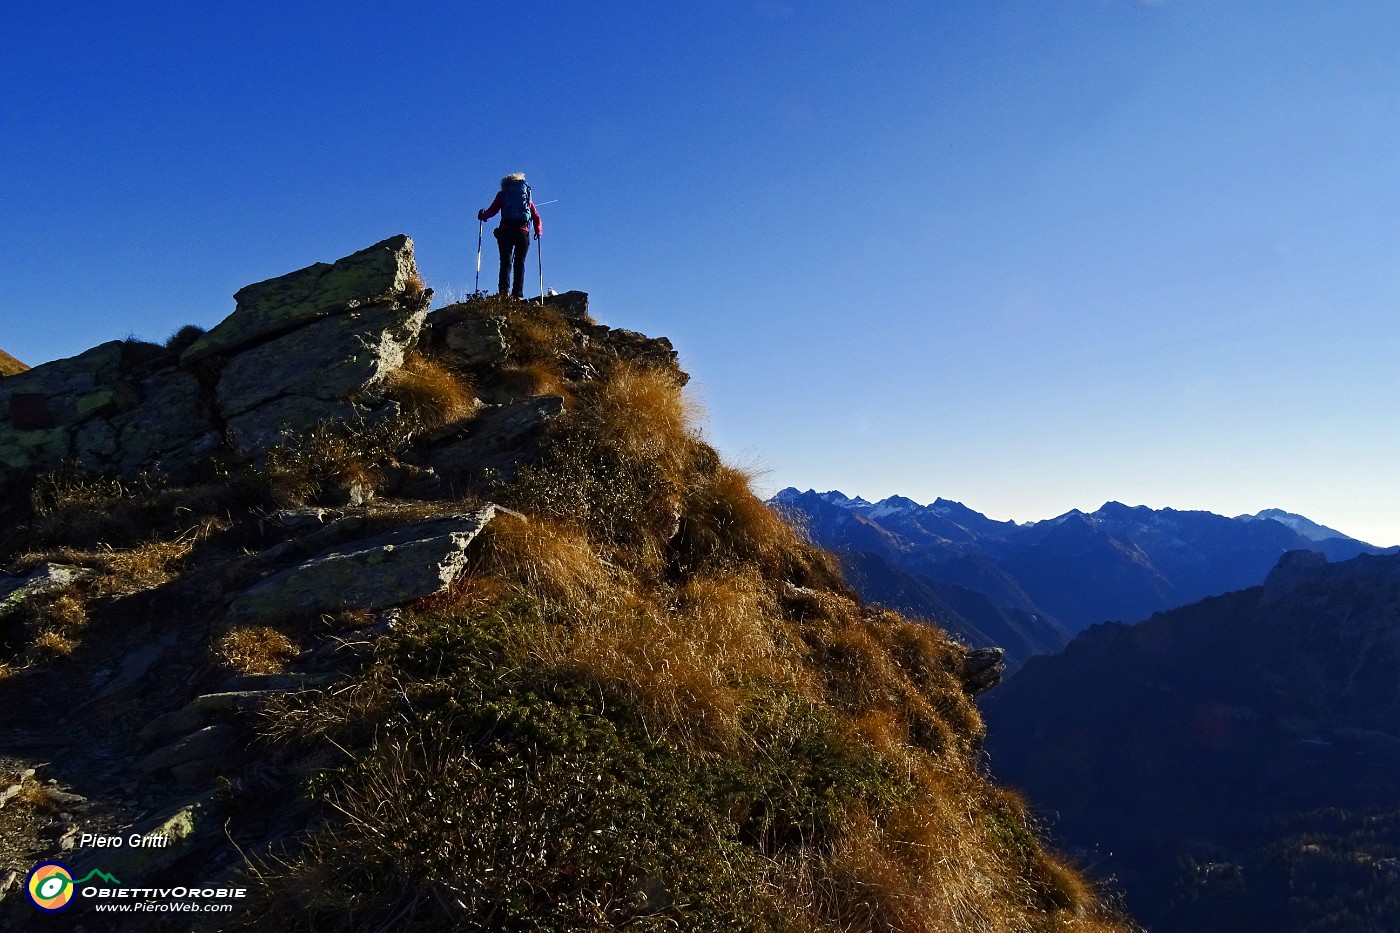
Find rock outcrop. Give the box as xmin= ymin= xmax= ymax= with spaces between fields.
xmin=0 ymin=238 xmax=1124 ymax=933
xmin=0 ymin=235 xmax=429 ymax=496
xmin=225 ymin=506 xmax=501 ymax=624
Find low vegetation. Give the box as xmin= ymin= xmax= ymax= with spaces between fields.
xmin=0 ymin=294 xmax=1133 ymax=931
xmin=234 ymin=297 xmax=1132 ymax=932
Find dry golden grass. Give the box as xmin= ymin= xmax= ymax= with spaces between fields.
xmin=13 ymin=779 xmax=62 ymax=811
xmin=476 ymin=512 xmax=619 ymax=610
xmin=593 ymin=361 xmax=702 ymax=479
xmin=544 ymin=568 xmax=796 ymax=743
xmin=497 ymin=359 xmax=569 ymax=400
xmin=403 ymin=271 xmax=427 ymax=299
xmin=383 ymin=353 xmax=476 ymax=429
xmin=22 ymin=537 xmax=198 ymax=597
xmin=217 ymin=626 xmax=300 ymax=675
xmin=30 ymin=630 xmax=76 ymax=657
xmin=234 ymin=306 xmax=1135 ymax=932
xmin=504 ymin=304 xmax=576 ymax=364
xmin=679 ymin=463 xmax=838 ymax=585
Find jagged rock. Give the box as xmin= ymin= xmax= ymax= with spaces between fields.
xmin=424 ymin=396 xmax=565 ymax=486
xmin=105 ymin=369 xmax=220 ymax=475
xmin=0 ymin=341 xmax=127 ymax=431
xmin=225 ymin=506 xmax=500 ymax=624
xmin=542 ymin=289 xmax=591 ymax=322
xmin=959 ymin=646 xmax=1005 ymax=697
xmin=224 ymin=395 xmax=363 ymax=455
xmin=0 ymin=563 xmax=92 ymax=617
xmin=441 ymin=312 xmax=509 ymax=367
xmin=183 ymin=234 xmax=420 ymax=362
xmin=0 ymin=342 xmax=222 ymax=489
xmin=216 ymin=300 xmax=426 ymax=418
xmin=139 ymin=691 xmax=281 ymax=747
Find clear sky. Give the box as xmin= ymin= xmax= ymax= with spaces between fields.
xmin=3 ymin=2 xmax=1398 ymax=544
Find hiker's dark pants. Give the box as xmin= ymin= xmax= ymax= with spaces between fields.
xmin=495 ymin=226 xmax=530 ymax=297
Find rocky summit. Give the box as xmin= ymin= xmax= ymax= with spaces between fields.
xmin=0 ymin=238 xmax=1131 ymax=932
xmin=0 ymin=352 xmax=26 ymax=379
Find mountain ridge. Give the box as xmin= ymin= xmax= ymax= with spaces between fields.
xmin=773 ymin=488 xmax=1397 ymax=653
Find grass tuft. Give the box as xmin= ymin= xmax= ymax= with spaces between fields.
xmin=383 ymin=353 xmax=476 ymax=430
xmin=217 ymin=626 xmax=300 ymax=675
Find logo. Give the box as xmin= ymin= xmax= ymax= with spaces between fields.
xmin=25 ymin=862 xmax=122 ymax=912
xmin=26 ymin=862 xmax=75 ymax=912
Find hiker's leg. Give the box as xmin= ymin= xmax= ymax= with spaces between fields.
xmin=512 ymin=230 xmax=530 ymax=298
xmin=495 ymin=229 xmax=511 ymax=294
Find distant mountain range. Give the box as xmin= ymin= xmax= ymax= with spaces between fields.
xmin=982 ymin=549 xmax=1400 ymax=931
xmin=771 ymin=489 xmax=1396 ymax=669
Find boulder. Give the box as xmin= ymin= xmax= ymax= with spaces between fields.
xmin=0 ymin=563 xmax=93 ymax=618
xmin=183 ymin=235 xmax=419 ymax=362
xmin=216 ymin=301 xmax=424 ymax=417
xmin=0 ymin=341 xmax=127 ymax=431
xmin=442 ymin=313 xmax=509 ymax=367
xmin=958 ymin=646 xmax=1006 ymax=697
xmin=225 ymin=506 xmax=500 ymax=624
xmin=0 ymin=342 xmax=222 ymax=490
xmin=106 ymin=369 xmax=220 ymax=475
xmin=425 ymin=396 xmax=565 ymax=486
xmin=542 ymin=289 xmax=591 ymax=322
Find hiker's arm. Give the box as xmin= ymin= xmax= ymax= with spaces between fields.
xmin=529 ymin=201 xmax=542 ymax=238
xmin=477 ymin=193 xmax=504 ymax=222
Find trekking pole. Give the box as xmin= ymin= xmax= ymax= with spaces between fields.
xmin=537 ymin=233 xmax=544 ymax=305
xmin=475 ymin=220 xmax=483 ymax=294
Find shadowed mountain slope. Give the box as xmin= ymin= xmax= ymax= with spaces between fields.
xmin=983 ymin=550 xmax=1400 ymax=932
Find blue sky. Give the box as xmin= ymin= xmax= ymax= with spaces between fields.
xmin=3 ymin=1 xmax=1398 ymax=544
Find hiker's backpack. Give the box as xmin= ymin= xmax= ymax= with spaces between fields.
xmin=502 ymin=178 xmax=533 ymax=223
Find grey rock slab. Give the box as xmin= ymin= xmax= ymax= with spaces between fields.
xmin=443 ymin=313 xmax=509 ymax=367
xmin=542 ymin=289 xmax=591 ymax=322
xmin=225 ymin=506 xmax=499 ymax=624
xmin=215 ymin=298 xmax=427 ymax=418
xmin=183 ymin=235 xmax=419 ymax=362
xmin=70 ymin=791 xmax=224 ymax=880
xmin=139 ymin=723 xmax=239 ymax=775
xmin=223 ymin=395 xmax=364 ymax=457
xmin=426 ymin=396 xmax=564 ymax=482
xmin=107 ymin=369 xmax=217 ymax=475
xmin=88 ymin=643 xmax=165 ymax=705
xmin=0 ymin=341 xmax=127 ymax=430
xmin=0 ymin=564 xmax=93 ymax=618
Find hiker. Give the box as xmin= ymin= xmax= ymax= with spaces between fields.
xmin=478 ymin=173 xmax=542 ymax=298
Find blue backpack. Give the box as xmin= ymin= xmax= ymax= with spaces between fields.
xmin=502 ymin=178 xmax=533 ymax=223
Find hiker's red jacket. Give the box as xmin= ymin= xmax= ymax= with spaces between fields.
xmin=478 ymin=194 xmax=542 ymax=237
